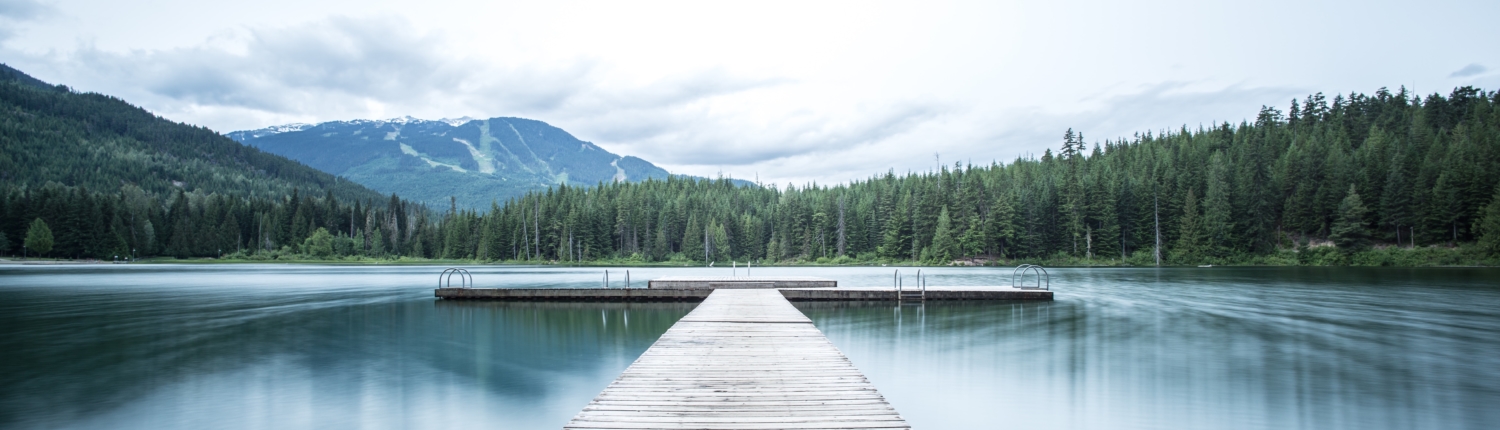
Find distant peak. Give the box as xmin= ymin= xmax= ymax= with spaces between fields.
xmin=440 ymin=116 xmax=476 ymax=127
xmin=270 ymin=123 xmax=314 ymax=132
xmin=227 ymin=122 xmax=314 ymax=140
xmin=231 ymin=115 xmax=485 ymax=140
xmin=381 ymin=115 xmax=421 ymax=125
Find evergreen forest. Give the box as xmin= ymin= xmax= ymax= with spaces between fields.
xmin=4 ymin=60 xmax=1499 ymax=265
xmin=0 ymin=64 xmax=422 ymax=260
xmin=421 ymin=86 xmax=1500 ymax=266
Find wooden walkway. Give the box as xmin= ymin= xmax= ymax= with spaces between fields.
xmin=565 ymin=289 xmax=910 ymax=429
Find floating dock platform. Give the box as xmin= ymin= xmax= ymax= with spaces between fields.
xmin=435 ymin=285 xmax=1051 ymax=301
xmin=436 ymin=275 xmax=1052 ymax=301
xmin=437 ymin=274 xmax=1051 ymax=428
xmin=564 ymin=289 xmax=911 ymax=429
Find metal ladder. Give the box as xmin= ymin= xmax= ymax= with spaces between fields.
xmin=603 ymin=270 xmax=632 ymax=289
xmin=439 ymin=268 xmax=472 ymax=289
xmin=895 ymin=269 xmax=926 ymax=301
xmin=1011 ymin=264 xmax=1049 ymax=290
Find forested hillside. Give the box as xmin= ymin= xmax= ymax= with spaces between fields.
xmin=419 ymin=86 xmax=1500 ymax=266
xmin=0 ymin=64 xmax=384 ymax=202
xmin=0 ymin=64 xmax=425 ymax=259
xmin=4 ymin=67 xmax=1495 ymax=265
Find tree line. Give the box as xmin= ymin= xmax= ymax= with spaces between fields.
xmin=3 ymin=85 xmax=1497 ymax=264
xmin=421 ymin=86 xmax=1500 ymax=265
xmin=0 ymin=183 xmax=435 ymax=260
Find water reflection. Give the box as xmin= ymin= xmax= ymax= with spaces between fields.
xmin=798 ymin=267 xmax=1500 ymax=430
xmin=0 ymin=266 xmax=692 ymax=429
xmin=2 ymin=265 xmax=1498 ymax=429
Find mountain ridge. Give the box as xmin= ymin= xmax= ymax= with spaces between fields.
xmin=228 ymin=115 xmax=683 ymax=209
xmin=0 ymin=63 xmax=388 ymax=204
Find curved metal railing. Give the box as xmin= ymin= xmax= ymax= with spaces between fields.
xmin=440 ymin=268 xmax=472 ymax=289
xmin=912 ymin=269 xmax=924 ymax=296
xmin=1011 ymin=264 xmax=1049 ymax=290
xmin=603 ymin=270 xmax=633 ymax=289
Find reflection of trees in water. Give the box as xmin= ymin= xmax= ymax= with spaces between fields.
xmin=795 ymin=300 xmax=1056 ymax=337
xmin=0 ymin=292 xmax=693 ymax=427
xmin=429 ymin=300 xmax=694 ymax=386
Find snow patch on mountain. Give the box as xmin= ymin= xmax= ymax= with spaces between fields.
xmin=610 ymin=158 xmax=627 ymax=183
xmin=226 ymin=123 xmax=313 ymax=140
xmin=399 ymin=143 xmax=467 ymax=173
xmin=453 ymin=137 xmax=496 ymax=174
xmin=440 ymin=116 xmax=476 ymax=127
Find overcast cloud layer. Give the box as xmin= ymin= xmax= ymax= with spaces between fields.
xmin=3 ymin=0 xmax=1497 ymax=186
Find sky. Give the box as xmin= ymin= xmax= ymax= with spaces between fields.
xmin=2 ymin=0 xmax=1497 ymax=187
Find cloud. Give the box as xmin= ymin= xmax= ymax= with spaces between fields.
xmin=535 ymin=68 xmax=790 ymax=143
xmin=0 ymin=0 xmax=49 ymax=20
xmin=13 ymin=11 xmax=1317 ymax=189
xmin=28 ymin=14 xmax=793 ymax=143
xmin=0 ymin=13 xmax=1334 ymax=188
xmin=586 ymin=97 xmax=949 ymax=168
xmin=0 ymin=0 xmax=52 ymax=41
xmin=1449 ymin=63 xmax=1487 ymax=78
xmin=64 ymin=16 xmax=550 ymax=117
xmin=688 ymin=82 xmax=1311 ymax=187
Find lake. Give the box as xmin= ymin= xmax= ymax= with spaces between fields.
xmin=1 ymin=265 xmax=1497 ymax=429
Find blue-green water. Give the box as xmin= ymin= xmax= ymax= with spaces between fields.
xmin=1 ymin=265 xmax=1496 ymax=429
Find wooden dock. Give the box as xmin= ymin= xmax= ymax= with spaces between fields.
xmin=436 ymin=285 xmax=1051 ymax=301
xmin=648 ymin=276 xmax=837 ymax=289
xmin=564 ymin=289 xmax=910 ymax=429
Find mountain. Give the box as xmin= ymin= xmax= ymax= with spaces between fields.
xmin=0 ymin=64 xmax=59 ymax=92
xmin=0 ymin=63 xmax=387 ymax=204
xmin=228 ymin=116 xmax=679 ymax=209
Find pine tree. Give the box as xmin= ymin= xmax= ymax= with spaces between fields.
xmin=709 ymin=220 xmax=730 ymax=262
xmin=988 ymin=192 xmax=1017 ymax=258
xmin=1203 ymin=151 xmax=1234 ymax=257
xmin=683 ymin=214 xmax=703 ymax=262
xmin=878 ymin=193 xmax=911 ymax=259
xmin=370 ymin=227 xmax=386 ymax=256
xmin=1474 ymin=184 xmax=1500 ymax=256
xmin=1329 ymin=184 xmax=1371 ymax=253
xmin=1173 ymin=189 xmax=1205 ymax=264
xmin=353 ymin=229 xmax=367 ymax=256
xmin=930 ymin=206 xmax=956 ymax=263
xmin=958 ymin=214 xmax=985 ymax=262
xmin=1380 ymin=152 xmax=1414 ymax=246
xmin=766 ymin=235 xmax=781 ymax=262
xmin=25 ymin=217 xmax=53 ymax=257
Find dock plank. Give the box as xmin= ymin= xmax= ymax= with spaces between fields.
xmin=564 ymin=289 xmax=910 ymax=429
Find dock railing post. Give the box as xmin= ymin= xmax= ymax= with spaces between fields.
xmin=626 ymin=270 xmax=631 ymax=289
xmin=604 ymin=270 xmax=610 ymax=289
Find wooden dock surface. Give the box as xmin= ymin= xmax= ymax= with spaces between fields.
xmin=648 ymin=276 xmax=837 ymax=289
xmin=436 ymin=285 xmax=1051 ymax=301
xmin=565 ymin=289 xmax=910 ymax=429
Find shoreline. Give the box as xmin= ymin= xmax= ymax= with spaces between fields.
xmin=2 ymin=258 xmax=1492 ymax=268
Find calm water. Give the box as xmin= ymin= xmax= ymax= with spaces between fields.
xmin=1 ymin=265 xmax=1496 ymax=429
